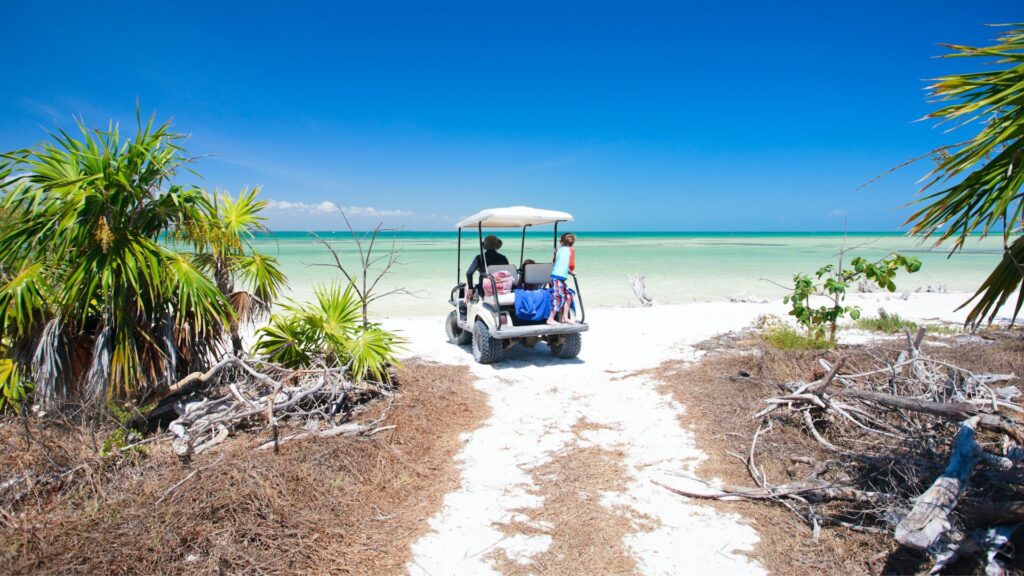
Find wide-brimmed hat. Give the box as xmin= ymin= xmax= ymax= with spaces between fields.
xmin=483 ymin=235 xmax=502 ymax=250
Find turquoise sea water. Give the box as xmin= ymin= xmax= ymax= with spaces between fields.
xmin=251 ymin=231 xmax=1006 ymax=317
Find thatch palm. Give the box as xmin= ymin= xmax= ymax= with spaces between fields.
xmin=0 ymin=115 xmax=232 ymax=410
xmin=907 ymin=25 xmax=1024 ymax=326
xmin=187 ymin=188 xmax=286 ymax=355
xmin=253 ymin=281 xmax=402 ymax=383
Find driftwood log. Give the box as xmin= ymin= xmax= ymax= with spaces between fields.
xmin=657 ymin=324 xmax=1024 ymax=565
xmin=627 ymin=274 xmax=654 ymax=307
xmin=160 ymin=355 xmax=394 ymax=461
xmin=895 ymin=416 xmax=1013 ymax=551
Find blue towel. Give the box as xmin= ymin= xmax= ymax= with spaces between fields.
xmin=514 ymin=288 xmax=551 ymax=321
xmin=514 ymin=288 xmax=577 ymax=321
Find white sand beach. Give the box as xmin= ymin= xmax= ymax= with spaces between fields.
xmin=387 ymin=292 xmax=1008 ymax=575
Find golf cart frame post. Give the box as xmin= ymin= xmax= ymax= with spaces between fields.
xmin=457 ymin=220 xmax=585 ymax=330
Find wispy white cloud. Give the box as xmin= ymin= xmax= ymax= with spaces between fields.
xmin=19 ymin=98 xmax=62 ymax=124
xmin=265 ymin=199 xmax=415 ymax=218
xmin=827 ymin=208 xmax=849 ymax=218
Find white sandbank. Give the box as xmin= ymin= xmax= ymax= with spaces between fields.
xmin=387 ymin=292 xmax=1008 ymax=576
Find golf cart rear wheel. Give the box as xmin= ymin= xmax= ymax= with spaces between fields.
xmin=549 ymin=332 xmax=582 ymax=359
xmin=472 ymin=319 xmax=504 ymax=364
xmin=445 ymin=310 xmax=471 ymax=345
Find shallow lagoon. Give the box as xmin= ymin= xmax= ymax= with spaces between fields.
xmin=252 ymin=231 xmax=1005 ymax=317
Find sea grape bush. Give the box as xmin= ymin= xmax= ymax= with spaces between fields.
xmin=784 ymin=254 xmax=922 ymax=343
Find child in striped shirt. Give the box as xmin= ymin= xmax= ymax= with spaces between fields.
xmin=547 ymin=233 xmax=576 ymax=325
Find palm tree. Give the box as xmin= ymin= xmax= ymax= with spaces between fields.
xmin=0 ymin=113 xmax=233 ymax=411
xmin=186 ymin=188 xmax=287 ymax=355
xmin=906 ymin=25 xmax=1024 ymax=326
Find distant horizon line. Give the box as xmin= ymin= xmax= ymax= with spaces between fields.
xmin=261 ymin=229 xmax=917 ymax=235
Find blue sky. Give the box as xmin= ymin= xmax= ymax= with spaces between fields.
xmin=2 ymin=1 xmax=1020 ymax=231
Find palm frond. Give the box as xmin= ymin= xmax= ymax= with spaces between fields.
xmin=905 ymin=25 xmax=1024 ymax=324
xmin=0 ymin=353 xmax=28 ymax=412
xmin=0 ymin=263 xmax=51 ymax=337
xmin=251 ymin=314 xmax=315 ymax=368
xmin=960 ymin=235 xmax=1024 ymax=326
xmin=343 ymin=326 xmax=404 ymax=382
xmin=235 ymin=252 xmax=287 ymax=303
xmin=251 ymin=281 xmax=402 ymax=382
xmin=84 ymin=326 xmax=112 ymax=406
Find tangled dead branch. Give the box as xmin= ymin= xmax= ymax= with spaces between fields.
xmin=162 ymin=355 xmax=395 ymax=462
xmin=659 ymin=327 xmax=1024 ymax=573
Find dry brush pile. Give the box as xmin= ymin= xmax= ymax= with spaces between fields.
xmin=661 ymin=327 xmax=1024 ymax=574
xmin=160 ymin=354 xmax=398 ymax=461
xmin=0 ymin=360 xmax=483 ymax=575
xmin=1 ymin=349 xmax=400 ymax=516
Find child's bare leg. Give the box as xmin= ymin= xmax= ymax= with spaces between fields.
xmin=564 ymin=298 xmax=577 ymax=323
xmin=546 ymin=307 xmax=561 ymax=326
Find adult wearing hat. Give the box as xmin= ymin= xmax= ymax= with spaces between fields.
xmin=465 ymin=234 xmax=510 ymax=301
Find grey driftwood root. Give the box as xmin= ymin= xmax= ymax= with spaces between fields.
xmin=627 ymin=274 xmax=654 ymax=307
xmin=895 ymin=416 xmax=1012 ymax=551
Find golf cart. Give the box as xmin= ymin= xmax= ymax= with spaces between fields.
xmin=445 ymin=206 xmax=589 ymax=364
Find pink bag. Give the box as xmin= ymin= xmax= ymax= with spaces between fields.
xmin=482 ymin=270 xmax=514 ymax=296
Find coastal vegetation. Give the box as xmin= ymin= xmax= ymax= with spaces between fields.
xmin=783 ymin=253 xmax=921 ymax=343
xmin=0 ymin=113 xmax=401 ymax=416
xmin=903 ymin=24 xmax=1024 ymax=326
xmin=252 ymin=281 xmax=403 ymax=381
xmin=760 ymin=324 xmax=832 ymax=350
xmin=853 ymin=312 xmax=920 ymax=334
xmin=853 ymin=312 xmax=962 ymax=336
xmin=184 ymin=187 xmax=287 ymax=355
xmin=0 ymin=116 xmax=233 ymax=412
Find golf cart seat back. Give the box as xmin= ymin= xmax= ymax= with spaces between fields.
xmin=522 ymin=262 xmax=553 ymax=286
xmin=485 ymin=264 xmax=519 ymax=284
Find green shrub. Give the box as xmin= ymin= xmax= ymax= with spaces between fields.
xmin=101 ymin=402 xmax=153 ymax=459
xmin=783 ymin=253 xmax=921 ymax=343
xmin=762 ymin=325 xmax=832 ymax=350
xmin=926 ymin=324 xmax=962 ymax=335
xmin=252 ymin=281 xmax=403 ymax=382
xmin=854 ymin=314 xmax=962 ymax=336
xmin=854 ymin=314 xmax=919 ymax=334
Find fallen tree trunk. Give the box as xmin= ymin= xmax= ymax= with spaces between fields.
xmin=834 ymin=388 xmax=1024 ymax=444
xmin=654 ymin=479 xmax=883 ymax=503
xmin=895 ymin=417 xmax=1013 ymax=551
xmin=837 ymin=388 xmax=980 ymax=420
xmin=255 ymin=422 xmax=366 ymax=451
xmin=960 ymin=500 xmax=1024 ymax=527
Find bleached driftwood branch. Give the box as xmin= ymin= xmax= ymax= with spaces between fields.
xmin=627 ymin=274 xmax=654 ymax=307
xmin=659 ymin=325 xmax=1024 ymax=561
xmin=163 ymin=356 xmax=393 ymax=461
xmin=895 ymin=416 xmax=1012 ymax=551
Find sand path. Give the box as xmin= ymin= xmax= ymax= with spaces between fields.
xmin=387 ymin=293 xmax=994 ymax=575
xmin=390 ymin=302 xmax=773 ymax=575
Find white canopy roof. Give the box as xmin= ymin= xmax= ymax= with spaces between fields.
xmin=455 ymin=206 xmax=574 ymax=229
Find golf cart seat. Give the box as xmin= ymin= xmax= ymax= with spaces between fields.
xmin=522 ymin=262 xmax=553 ymax=287
xmin=474 ymin=291 xmax=515 ymax=306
